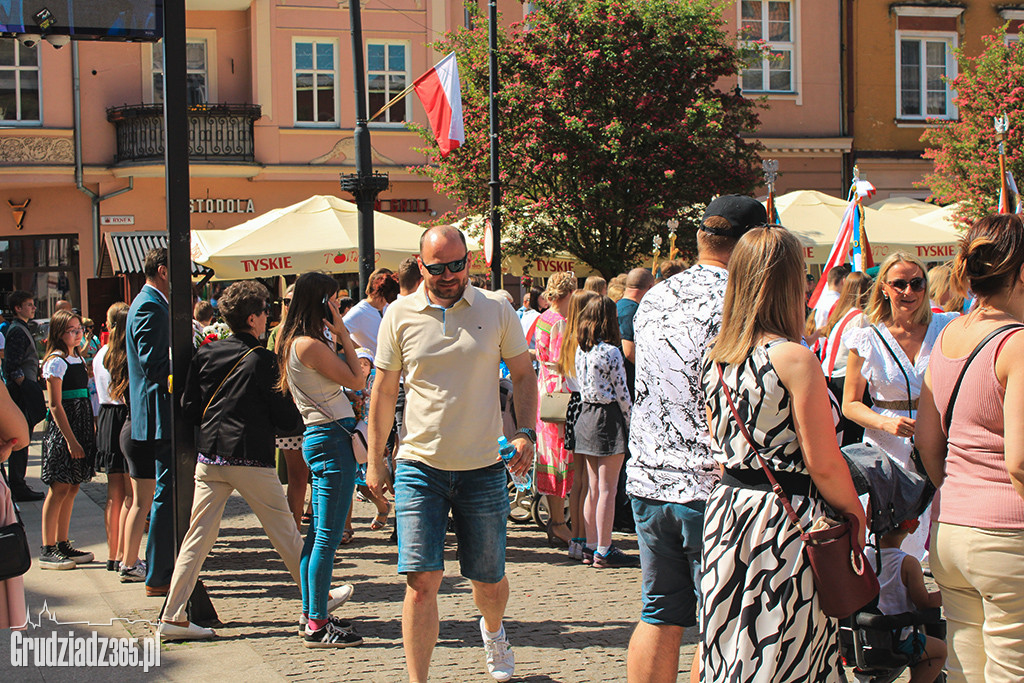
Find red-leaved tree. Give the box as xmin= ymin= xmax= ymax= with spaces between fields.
xmin=921 ymin=31 xmax=1024 ymax=224
xmin=411 ymin=0 xmax=763 ymax=277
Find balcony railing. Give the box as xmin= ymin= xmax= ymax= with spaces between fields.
xmin=106 ymin=103 xmax=262 ymax=164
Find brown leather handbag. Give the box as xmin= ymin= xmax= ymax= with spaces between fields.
xmin=716 ymin=364 xmax=879 ymax=619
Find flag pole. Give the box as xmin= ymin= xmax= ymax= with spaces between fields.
xmin=762 ymin=159 xmax=779 ymax=223
xmin=369 ymin=83 xmax=417 ymax=123
xmin=996 ymin=114 xmax=1011 ymax=213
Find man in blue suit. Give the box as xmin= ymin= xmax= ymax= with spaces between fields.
xmin=124 ymin=247 xmax=174 ymax=596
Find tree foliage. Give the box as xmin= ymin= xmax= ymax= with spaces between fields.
xmin=411 ymin=0 xmax=763 ymax=277
xmin=921 ymin=30 xmax=1024 ymax=224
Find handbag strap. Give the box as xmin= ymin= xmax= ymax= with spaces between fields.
xmin=871 ymin=325 xmax=917 ymax=418
xmin=203 ymin=346 xmax=258 ymax=420
xmin=0 ymin=464 xmax=26 ymax=527
xmin=715 ymin=363 xmax=804 ymax=531
xmin=942 ymin=323 xmax=1024 ymax=433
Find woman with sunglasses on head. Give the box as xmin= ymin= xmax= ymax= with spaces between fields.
xmin=842 ymin=252 xmax=957 ymax=561
xmin=277 ymin=271 xmax=366 ymax=648
xmin=38 ymin=310 xmax=96 ymax=570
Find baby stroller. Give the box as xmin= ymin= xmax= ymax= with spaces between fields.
xmin=837 ymin=443 xmax=946 ymax=683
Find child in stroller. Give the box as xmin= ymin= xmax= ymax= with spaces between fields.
xmin=864 ymin=518 xmax=946 ymax=682
xmin=839 ymin=442 xmax=947 ymax=683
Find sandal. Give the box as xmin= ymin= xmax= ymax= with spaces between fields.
xmin=301 ymin=512 xmax=312 ymax=525
xmin=369 ymin=503 xmax=391 ymax=531
xmin=546 ymin=521 xmax=571 ymax=547
xmin=340 ymin=529 xmax=355 ymax=545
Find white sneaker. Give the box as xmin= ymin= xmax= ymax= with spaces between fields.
xmin=157 ymin=621 xmax=215 ymax=641
xmin=326 ymin=584 xmax=354 ymax=613
xmin=480 ymin=617 xmax=515 ymax=682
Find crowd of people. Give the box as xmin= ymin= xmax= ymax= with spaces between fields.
xmin=2 ymin=206 xmax=1024 ymax=683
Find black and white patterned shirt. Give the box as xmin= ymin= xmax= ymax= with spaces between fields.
xmin=574 ymin=341 xmax=632 ymax=431
xmin=626 ymin=264 xmax=726 ymax=504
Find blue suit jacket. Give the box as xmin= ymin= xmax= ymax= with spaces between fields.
xmin=127 ymin=284 xmax=171 ymax=441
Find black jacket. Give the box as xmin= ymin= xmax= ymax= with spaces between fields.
xmin=181 ymin=332 xmax=301 ymax=467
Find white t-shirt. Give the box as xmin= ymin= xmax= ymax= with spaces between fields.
xmin=520 ymin=309 xmax=541 ymax=348
xmin=343 ymin=299 xmax=385 ymax=353
xmin=92 ymin=345 xmax=123 ymax=405
xmin=813 ymin=288 xmax=841 ymax=329
xmin=42 ymin=353 xmax=84 ymax=380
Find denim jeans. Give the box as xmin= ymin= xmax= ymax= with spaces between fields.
xmin=632 ymin=497 xmax=705 ymax=627
xmin=393 ymin=459 xmax=509 ymax=583
xmin=300 ymin=419 xmax=357 ymax=619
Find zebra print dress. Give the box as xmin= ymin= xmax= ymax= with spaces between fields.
xmin=700 ymin=343 xmax=845 ymax=683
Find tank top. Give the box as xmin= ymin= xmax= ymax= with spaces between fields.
xmin=930 ymin=326 xmax=1024 ymax=529
xmin=865 ymin=546 xmax=916 ymax=617
xmin=287 ymin=343 xmax=354 ymax=426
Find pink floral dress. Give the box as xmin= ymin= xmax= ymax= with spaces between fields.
xmin=535 ymin=308 xmax=573 ymax=497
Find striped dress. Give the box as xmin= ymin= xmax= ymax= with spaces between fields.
xmin=700 ymin=343 xmax=844 ymax=683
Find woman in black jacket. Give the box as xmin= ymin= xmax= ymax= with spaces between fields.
xmin=157 ymin=280 xmax=355 ymax=641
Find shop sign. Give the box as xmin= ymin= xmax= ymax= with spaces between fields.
xmin=375 ymin=199 xmax=429 ymax=213
xmin=241 ymin=256 xmax=293 ymax=273
xmin=534 ymin=258 xmax=577 ymax=273
xmin=101 ymin=215 xmax=135 ymax=226
xmin=190 ymin=198 xmax=256 ymax=214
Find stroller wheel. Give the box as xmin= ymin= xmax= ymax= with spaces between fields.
xmin=507 ymin=482 xmax=534 ymax=523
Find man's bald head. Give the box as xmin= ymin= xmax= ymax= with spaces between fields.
xmin=625 ymin=268 xmax=655 ymax=291
xmin=419 ymin=225 xmax=467 ymax=253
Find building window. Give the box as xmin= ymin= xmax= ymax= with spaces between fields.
xmin=367 ymin=42 xmax=408 ymax=124
xmin=294 ymin=40 xmax=337 ymax=125
xmin=153 ymin=39 xmax=208 ymax=105
xmin=897 ymin=33 xmax=956 ymax=119
xmin=739 ymin=0 xmax=794 ymax=93
xmin=0 ymin=40 xmax=40 ymax=123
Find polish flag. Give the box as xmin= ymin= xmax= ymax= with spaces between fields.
xmin=413 ymin=52 xmax=465 ymax=157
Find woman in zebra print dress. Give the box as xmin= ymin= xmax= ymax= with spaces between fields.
xmin=700 ymin=226 xmax=866 ymax=682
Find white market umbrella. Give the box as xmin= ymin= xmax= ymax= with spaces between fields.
xmin=191 ymin=195 xmax=431 ymax=280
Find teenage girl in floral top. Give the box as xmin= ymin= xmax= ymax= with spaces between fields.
xmin=573 ymin=296 xmax=637 ymax=568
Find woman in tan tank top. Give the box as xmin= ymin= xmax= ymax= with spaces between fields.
xmin=276 ymin=272 xmax=367 ymax=649
xmin=917 ymin=213 xmax=1024 ymax=682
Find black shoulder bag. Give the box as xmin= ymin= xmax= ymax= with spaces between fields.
xmin=0 ymin=466 xmax=32 ymax=580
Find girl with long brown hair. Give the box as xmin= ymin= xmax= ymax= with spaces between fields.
xmin=94 ymin=302 xmax=132 ymax=572
xmin=38 ymin=310 xmax=96 ymax=570
xmin=556 ymin=289 xmax=600 ymax=560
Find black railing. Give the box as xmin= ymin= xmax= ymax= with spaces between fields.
xmin=106 ymin=103 xmax=262 ymax=164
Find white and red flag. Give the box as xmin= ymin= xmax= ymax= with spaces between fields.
xmin=413 ymin=52 xmax=465 ymax=157
xmin=807 ymin=180 xmax=876 ymax=308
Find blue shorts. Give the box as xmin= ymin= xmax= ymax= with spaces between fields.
xmin=896 ymin=631 xmax=927 ymax=663
xmin=632 ymin=497 xmax=705 ymax=627
xmin=393 ymin=459 xmax=510 ymax=584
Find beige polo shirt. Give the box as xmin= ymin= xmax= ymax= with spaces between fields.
xmin=375 ymin=283 xmax=528 ymax=471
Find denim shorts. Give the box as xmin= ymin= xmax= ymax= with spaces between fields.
xmin=632 ymin=497 xmax=705 ymax=627
xmin=393 ymin=459 xmax=510 ymax=584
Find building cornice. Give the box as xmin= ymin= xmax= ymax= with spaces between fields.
xmin=756 ymin=137 xmax=853 ymax=156
xmin=891 ymin=4 xmax=966 ymax=18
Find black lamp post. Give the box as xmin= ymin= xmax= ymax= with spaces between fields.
xmin=340 ymin=0 xmax=389 ymax=299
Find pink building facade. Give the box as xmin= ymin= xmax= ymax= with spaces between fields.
xmin=0 ymin=0 xmax=526 ymax=319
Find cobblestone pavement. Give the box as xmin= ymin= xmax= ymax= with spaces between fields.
xmin=74 ymin=477 xmax=698 ymax=682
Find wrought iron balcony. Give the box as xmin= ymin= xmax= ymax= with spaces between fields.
xmin=106 ymin=103 xmax=262 ymax=164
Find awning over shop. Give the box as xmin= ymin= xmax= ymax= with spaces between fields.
xmin=102 ymin=230 xmax=212 ymax=277
xmin=772 ymin=191 xmax=960 ymax=265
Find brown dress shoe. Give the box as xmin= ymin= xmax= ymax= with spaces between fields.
xmin=146 ymin=584 xmax=170 ymax=597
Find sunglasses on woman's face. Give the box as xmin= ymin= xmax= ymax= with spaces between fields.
xmin=283 ymin=298 xmax=292 ymax=306
xmin=422 ymin=255 xmax=468 ymax=276
xmin=886 ymin=277 xmax=926 ymax=293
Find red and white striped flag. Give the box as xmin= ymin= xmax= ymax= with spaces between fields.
xmin=808 ymin=204 xmax=856 ymax=309
xmin=413 ymin=52 xmax=465 ymax=157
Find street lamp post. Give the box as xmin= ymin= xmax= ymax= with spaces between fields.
xmin=340 ymin=0 xmax=389 ymax=299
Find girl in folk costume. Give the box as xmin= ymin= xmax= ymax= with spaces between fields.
xmin=39 ymin=310 xmax=96 ymax=570
xmin=534 ymin=271 xmax=578 ymax=548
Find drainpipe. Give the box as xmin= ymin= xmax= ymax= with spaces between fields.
xmin=73 ymin=41 xmax=134 ymax=277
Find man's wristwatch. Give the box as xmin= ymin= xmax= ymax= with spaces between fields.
xmin=514 ymin=427 xmax=537 ymax=445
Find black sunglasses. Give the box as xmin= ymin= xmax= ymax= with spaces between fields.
xmin=886 ymin=277 xmax=926 ymax=293
xmin=422 ymin=255 xmax=468 ymax=276
xmin=283 ymin=298 xmax=292 ymax=306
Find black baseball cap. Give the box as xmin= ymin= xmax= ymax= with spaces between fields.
xmin=700 ymin=195 xmax=768 ymax=238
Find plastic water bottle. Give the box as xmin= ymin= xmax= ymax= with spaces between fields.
xmin=499 ymin=436 xmax=532 ymax=491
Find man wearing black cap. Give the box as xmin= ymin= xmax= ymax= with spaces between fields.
xmin=624 ymin=195 xmax=767 ymax=683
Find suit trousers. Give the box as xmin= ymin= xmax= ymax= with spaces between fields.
xmin=145 ymin=440 xmax=175 ymax=588
xmin=164 ymin=462 xmax=303 ymax=623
